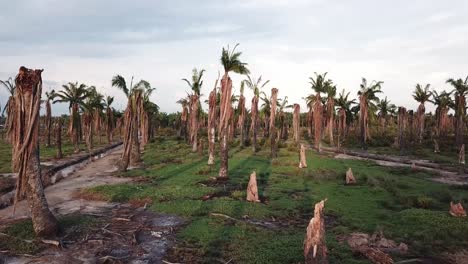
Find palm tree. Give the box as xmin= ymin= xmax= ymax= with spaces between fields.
xmin=277 ymin=96 xmax=293 ymax=140
xmin=141 ymin=87 xmax=158 ymax=146
xmin=12 ymin=67 xmax=58 ymax=236
xmin=53 ymin=82 xmax=88 ymax=153
xmin=447 ymin=76 xmax=468 ymax=147
xmin=112 ymin=75 xmax=151 ymax=170
xmin=237 ymin=81 xmax=247 ymax=147
xmin=182 ymin=68 xmax=205 ymax=152
xmin=81 ymin=86 xmax=104 ymax=151
xmin=412 ymin=84 xmax=432 ymax=143
xmin=104 ymin=96 xmax=115 ymax=143
xmin=430 ymin=90 xmax=453 ymax=138
xmin=335 ymin=89 xmax=356 ymax=145
xmin=324 ymin=84 xmax=337 ymax=146
xmin=1 ymin=77 xmax=16 ymax=144
xmin=358 ymin=78 xmax=383 ymax=149
xmin=176 ymin=97 xmax=190 ymax=140
xmin=309 ymin=72 xmax=332 ymax=150
xmin=377 ymin=96 xmax=396 ymax=133
xmin=218 ymin=43 xmax=250 ymax=179
xmin=43 ymin=89 xmax=55 ymax=147
xmin=244 ymin=75 xmax=269 ymax=152
xmin=259 ymin=91 xmax=272 ymax=138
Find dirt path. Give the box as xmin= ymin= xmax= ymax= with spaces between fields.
xmin=0 ymin=146 xmax=129 ymax=221
xmin=0 ymin=146 xmax=184 ymax=264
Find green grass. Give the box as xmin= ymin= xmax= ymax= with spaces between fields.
xmin=83 ymin=136 xmax=468 ymax=263
xmin=0 ymin=215 xmax=97 ymax=255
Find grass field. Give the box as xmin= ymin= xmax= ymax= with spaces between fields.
xmin=81 ymin=136 xmax=468 ymax=263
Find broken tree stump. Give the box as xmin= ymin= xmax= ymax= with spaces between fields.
xmin=449 ymin=202 xmax=466 ymax=217
xmin=304 ymin=199 xmax=327 ymax=264
xmin=345 ymin=168 xmax=356 ymax=185
xmin=299 ymin=144 xmax=308 ymax=168
xmin=246 ymin=171 xmax=260 ymax=202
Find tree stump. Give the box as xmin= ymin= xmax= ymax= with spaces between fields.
xmin=449 ymin=202 xmax=467 ymax=217
xmin=304 ymin=199 xmax=327 ymax=264
xmin=246 ymin=171 xmax=260 ymax=202
xmin=345 ymin=168 xmax=356 ymax=185
xmin=299 ymin=144 xmax=308 ymax=168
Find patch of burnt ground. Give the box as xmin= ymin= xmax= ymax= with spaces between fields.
xmin=0 ymin=204 xmax=184 ymax=264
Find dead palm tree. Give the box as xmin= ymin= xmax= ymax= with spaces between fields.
xmin=12 ymin=67 xmax=58 ymax=237
xmin=43 ymin=89 xmax=55 ymax=147
xmin=324 ymin=84 xmax=337 ymax=146
xmin=430 ymin=90 xmax=453 ymax=139
xmin=412 ymin=84 xmax=432 ymax=143
xmin=112 ymin=75 xmax=151 ymax=170
xmin=182 ymin=68 xmax=205 ymax=152
xmin=447 ymin=76 xmax=468 ymax=147
xmin=53 ymin=82 xmax=88 ymax=153
xmin=377 ymin=96 xmax=396 ymax=133
xmin=308 ymin=72 xmax=332 ymax=150
xmin=218 ymin=43 xmax=250 ymax=179
xmin=81 ymin=86 xmax=104 ymax=151
xmin=104 ymin=96 xmax=115 ymax=143
xmin=244 ymin=75 xmax=269 ymax=152
xmin=1 ymin=77 xmax=16 ymax=144
xmin=176 ymin=97 xmax=190 ymax=140
xmin=336 ymin=89 xmax=356 ymax=146
xmin=358 ymin=78 xmax=383 ymax=149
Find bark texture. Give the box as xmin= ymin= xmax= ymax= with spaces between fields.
xmin=55 ymin=118 xmax=63 ymax=159
xmin=293 ymin=104 xmax=301 ymax=144
xmin=270 ymin=88 xmax=278 ymax=158
xmin=13 ymin=67 xmax=58 ymax=237
xmin=251 ymin=95 xmax=259 ymax=152
xmin=246 ymin=171 xmax=260 ymax=202
xmin=190 ymin=95 xmax=199 ymax=152
xmin=218 ymin=74 xmax=232 ymax=179
xmin=208 ymin=87 xmax=217 ymax=165
xmin=299 ymin=144 xmax=308 ymax=168
xmin=313 ymin=95 xmax=323 ymax=150
xmin=345 ymin=168 xmax=356 ymax=185
xmin=304 ymin=199 xmax=328 ymax=264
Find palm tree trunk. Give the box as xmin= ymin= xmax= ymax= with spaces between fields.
xmin=397 ymin=107 xmax=407 ymax=151
xmin=218 ymin=73 xmax=232 ymax=179
xmin=70 ymin=103 xmax=80 ymax=153
xmin=313 ymin=95 xmax=323 ymax=150
xmin=208 ymin=88 xmax=217 ymax=165
xmin=326 ymin=97 xmax=334 ymax=146
xmin=106 ymin=107 xmax=114 ymax=144
xmin=456 ymin=94 xmax=466 ymax=148
xmin=238 ymin=94 xmax=246 ymax=147
xmin=56 ymin=118 xmax=63 ymax=159
xmin=416 ymin=103 xmax=425 ymax=144
xmin=13 ymin=67 xmax=58 ymax=237
xmin=45 ymin=100 xmax=52 ymax=147
xmin=359 ymin=94 xmax=368 ymax=149
xmin=251 ymin=95 xmax=259 ymax=152
xmin=293 ymin=104 xmax=300 ymax=144
xmin=270 ymin=88 xmax=278 ymax=157
xmin=190 ymin=95 xmax=199 ymax=152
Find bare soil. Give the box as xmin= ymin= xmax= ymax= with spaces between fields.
xmin=0 ymin=146 xmax=184 ymax=264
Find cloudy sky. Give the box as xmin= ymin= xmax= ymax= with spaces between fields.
xmin=0 ymin=0 xmax=467 ymax=115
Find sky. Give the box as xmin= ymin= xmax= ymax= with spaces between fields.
xmin=0 ymin=0 xmax=467 ymax=115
